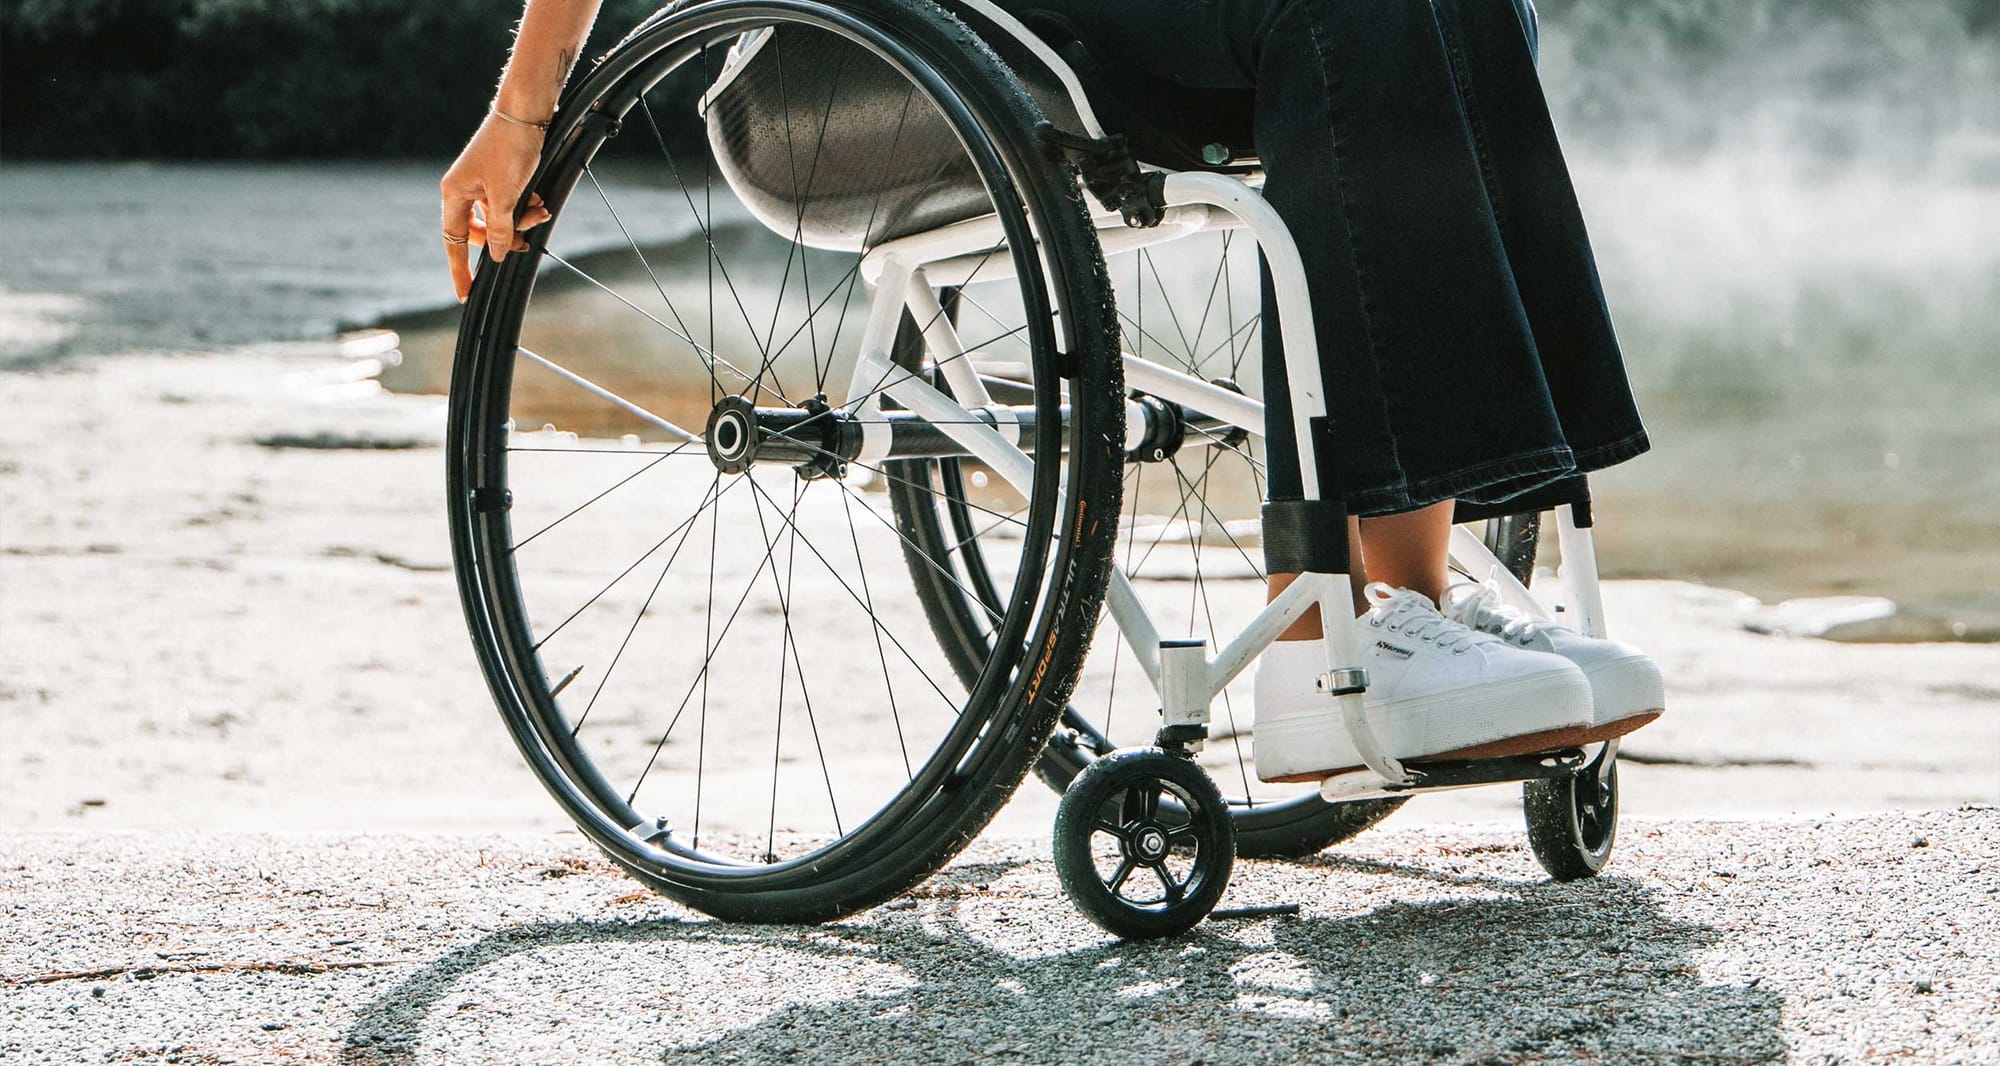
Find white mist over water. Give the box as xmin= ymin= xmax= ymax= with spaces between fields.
xmin=1521 ymin=2 xmax=2000 ymax=619
xmin=1536 ymin=0 xmax=1999 ymax=407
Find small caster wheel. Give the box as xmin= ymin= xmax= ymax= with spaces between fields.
xmin=1053 ymin=747 xmax=1235 ymax=939
xmin=1524 ymin=754 xmax=1619 ymax=881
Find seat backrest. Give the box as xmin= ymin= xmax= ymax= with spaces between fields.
xmin=700 ymin=0 xmax=1259 ymax=252
xmin=704 ymin=24 xmax=995 ymax=251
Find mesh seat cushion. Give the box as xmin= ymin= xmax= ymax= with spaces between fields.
xmin=704 ymin=25 xmax=1002 ymax=251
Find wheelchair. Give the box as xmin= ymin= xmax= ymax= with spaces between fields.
xmin=447 ymin=0 xmax=1621 ymax=938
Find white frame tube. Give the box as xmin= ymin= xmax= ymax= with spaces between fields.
xmin=1555 ymin=504 xmax=1608 ymax=640
xmin=839 ymin=171 xmax=1424 ymax=788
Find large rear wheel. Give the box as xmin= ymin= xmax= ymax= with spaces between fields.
xmin=448 ymin=0 xmax=1123 ymax=922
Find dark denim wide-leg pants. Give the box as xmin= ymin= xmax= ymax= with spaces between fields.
xmin=1005 ymin=0 xmax=1651 ymax=516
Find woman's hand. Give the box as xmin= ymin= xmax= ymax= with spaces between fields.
xmin=440 ymin=116 xmax=555 ymax=302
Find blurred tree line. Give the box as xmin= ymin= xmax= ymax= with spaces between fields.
xmin=2 ymin=0 xmax=1996 ymax=160
xmin=0 ymin=0 xmax=672 ymax=157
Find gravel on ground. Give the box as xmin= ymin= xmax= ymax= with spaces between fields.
xmin=3 ymin=809 xmax=1996 ymax=1065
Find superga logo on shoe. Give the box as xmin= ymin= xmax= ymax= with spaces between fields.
xmin=1374 ymin=640 xmax=1415 ymax=659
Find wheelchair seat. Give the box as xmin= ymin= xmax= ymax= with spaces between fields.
xmin=703 ymin=0 xmax=1256 ymax=251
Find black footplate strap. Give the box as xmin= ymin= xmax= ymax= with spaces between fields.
xmin=1389 ymin=749 xmax=1586 ymax=792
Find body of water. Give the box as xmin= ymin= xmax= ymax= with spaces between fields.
xmin=4 ymin=4 xmax=1995 ymax=637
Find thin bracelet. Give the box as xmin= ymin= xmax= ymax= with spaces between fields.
xmin=491 ymin=105 xmax=553 ymax=132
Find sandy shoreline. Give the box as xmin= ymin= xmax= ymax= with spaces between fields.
xmin=1 ymin=344 xmax=1994 ymax=835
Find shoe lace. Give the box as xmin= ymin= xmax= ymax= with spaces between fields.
xmin=1440 ymin=580 xmax=1548 ymax=645
xmin=1363 ymin=582 xmax=1484 ymax=652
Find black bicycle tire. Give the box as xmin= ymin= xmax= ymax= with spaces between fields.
xmin=1052 ymin=748 xmax=1235 ymax=940
xmin=447 ymin=0 xmax=1123 ymax=923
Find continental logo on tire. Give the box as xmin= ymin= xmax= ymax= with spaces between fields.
xmin=1028 ymin=500 xmax=1087 ymax=704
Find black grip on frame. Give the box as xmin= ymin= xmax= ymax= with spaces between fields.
xmin=1262 ymin=497 xmax=1351 ymax=575
xmin=1447 ymin=474 xmax=1592 ymax=526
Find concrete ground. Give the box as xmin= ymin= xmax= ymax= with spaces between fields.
xmin=3 ymin=810 xmax=1997 ymax=1064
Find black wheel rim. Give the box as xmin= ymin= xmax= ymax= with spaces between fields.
xmin=1570 ymin=759 xmax=1617 ymax=859
xmin=1082 ymin=773 xmax=1220 ymax=912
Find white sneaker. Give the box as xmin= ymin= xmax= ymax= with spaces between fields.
xmin=1253 ymin=583 xmax=1596 ymax=783
xmin=1441 ymin=580 xmax=1665 ymax=743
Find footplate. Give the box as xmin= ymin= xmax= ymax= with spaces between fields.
xmin=1319 ymin=749 xmax=1587 ymax=802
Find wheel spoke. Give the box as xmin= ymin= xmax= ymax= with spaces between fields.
xmin=511 ymin=444 xmax=695 ymax=553
xmin=693 ymin=466 xmax=720 ymax=849
xmin=570 ymin=474 xmax=722 ymax=736
xmin=516 ymin=346 xmax=703 ymax=444
xmin=582 ymin=166 xmax=711 ymax=376
xmin=745 ymin=475 xmax=964 ymax=715
xmin=839 ymin=484 xmax=915 ymax=780
xmin=1126 ymin=453 xmax=1208 ymax=579
xmin=541 ymin=253 xmax=786 ymax=406
xmin=735 ymin=481 xmax=794 ymax=859
xmin=1107 ymin=854 xmax=1138 ymax=894
xmin=634 ymin=94 xmax=791 ymax=404
xmin=1141 ymin=250 xmax=1198 ymax=371
xmin=781 ymin=477 xmax=843 ymax=836
xmin=532 ymin=472 xmax=746 ymax=652
xmin=944 ymin=502 xmax=1031 ymax=557
xmin=817 ymin=474 xmax=1009 ymax=629
xmin=625 ymin=493 xmax=791 ymax=801
xmin=1183 ymin=420 xmax=1267 ymax=476
xmin=508 ymin=444 xmax=692 ymax=456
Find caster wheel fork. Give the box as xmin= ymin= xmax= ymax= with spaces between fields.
xmin=1524 ymin=749 xmax=1620 ymax=881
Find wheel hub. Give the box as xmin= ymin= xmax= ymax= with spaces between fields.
xmin=704 ymin=396 xmax=757 ymax=475
xmin=1132 ymin=825 xmax=1169 ymax=862
xmin=703 ymin=395 xmax=851 ymax=479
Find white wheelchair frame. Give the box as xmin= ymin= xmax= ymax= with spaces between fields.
xmin=838 ymin=166 xmax=1616 ymax=800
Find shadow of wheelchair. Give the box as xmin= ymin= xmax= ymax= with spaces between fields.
xmin=340 ymin=857 xmax=1784 ymax=1064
